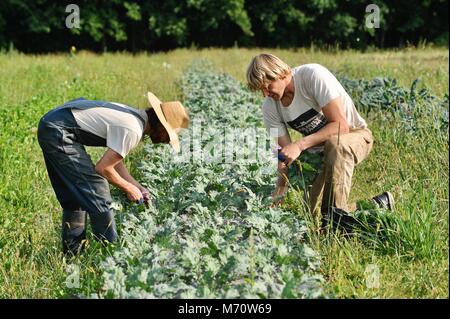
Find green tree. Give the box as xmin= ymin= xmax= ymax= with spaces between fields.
xmin=0 ymin=0 xmax=447 ymax=52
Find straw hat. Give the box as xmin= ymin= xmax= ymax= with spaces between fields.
xmin=147 ymin=92 xmax=189 ymax=153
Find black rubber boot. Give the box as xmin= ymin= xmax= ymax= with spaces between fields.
xmin=372 ymin=191 xmax=394 ymax=211
xmin=62 ymin=209 xmax=87 ymax=256
xmin=321 ymin=207 xmax=359 ymax=234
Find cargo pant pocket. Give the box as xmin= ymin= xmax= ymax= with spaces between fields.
xmin=348 ymin=129 xmax=373 ymax=165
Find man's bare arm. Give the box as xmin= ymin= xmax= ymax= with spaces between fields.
xmin=95 ymin=148 xmax=142 ymax=201
xmin=276 ymin=133 xmax=291 ymax=187
xmin=295 ymin=96 xmax=349 ymax=151
xmin=268 ymin=133 xmax=292 ymax=206
xmin=280 ymin=96 xmax=349 ymax=166
xmin=114 ymin=160 xmax=143 ymax=190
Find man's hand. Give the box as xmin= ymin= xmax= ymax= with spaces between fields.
xmin=127 ymin=184 xmax=144 ymax=202
xmin=139 ymin=186 xmax=151 ymax=206
xmin=280 ymin=142 xmax=303 ymax=166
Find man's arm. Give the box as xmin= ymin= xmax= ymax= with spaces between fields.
xmin=280 ymin=96 xmax=349 ymax=165
xmin=271 ymin=133 xmax=291 ymax=203
xmin=296 ymin=96 xmax=349 ymax=150
xmin=276 ymin=134 xmax=291 ymax=186
xmin=114 ymin=160 xmax=143 ymax=190
xmin=114 ymin=160 xmax=150 ymax=202
xmin=95 ymin=148 xmax=143 ymax=202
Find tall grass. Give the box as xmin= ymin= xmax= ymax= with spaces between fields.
xmin=284 ymin=81 xmax=449 ymax=297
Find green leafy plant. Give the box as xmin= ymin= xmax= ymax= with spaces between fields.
xmin=90 ymin=60 xmax=325 ymax=299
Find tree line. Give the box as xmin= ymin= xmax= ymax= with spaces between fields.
xmin=0 ymin=0 xmax=448 ymax=53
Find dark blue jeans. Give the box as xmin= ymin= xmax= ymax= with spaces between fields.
xmin=37 ymin=107 xmax=117 ymax=255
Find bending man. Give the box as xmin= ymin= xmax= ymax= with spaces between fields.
xmin=37 ymin=92 xmax=189 ymax=254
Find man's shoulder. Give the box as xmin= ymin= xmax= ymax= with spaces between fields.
xmin=109 ymin=101 xmax=140 ymax=112
xmin=108 ymin=125 xmax=142 ymax=139
xmin=297 ymin=63 xmax=329 ymax=75
xmin=295 ymin=63 xmax=337 ymax=86
xmin=262 ymin=97 xmax=276 ymax=110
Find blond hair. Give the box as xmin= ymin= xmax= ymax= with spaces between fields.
xmin=246 ymin=53 xmax=291 ymax=91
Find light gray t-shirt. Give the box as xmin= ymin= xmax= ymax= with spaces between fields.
xmin=72 ymin=102 xmax=148 ymax=158
xmin=263 ymin=63 xmax=367 ymax=140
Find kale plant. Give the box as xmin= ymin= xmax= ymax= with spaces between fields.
xmin=92 ymin=60 xmax=325 ymax=299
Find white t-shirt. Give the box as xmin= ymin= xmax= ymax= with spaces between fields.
xmin=71 ymin=102 xmax=148 ymax=158
xmin=263 ymin=63 xmax=367 ymax=141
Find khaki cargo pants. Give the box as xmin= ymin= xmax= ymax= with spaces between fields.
xmin=308 ymin=128 xmax=374 ymax=215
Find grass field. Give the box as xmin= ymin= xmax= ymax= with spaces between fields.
xmin=0 ymin=46 xmax=448 ymax=298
